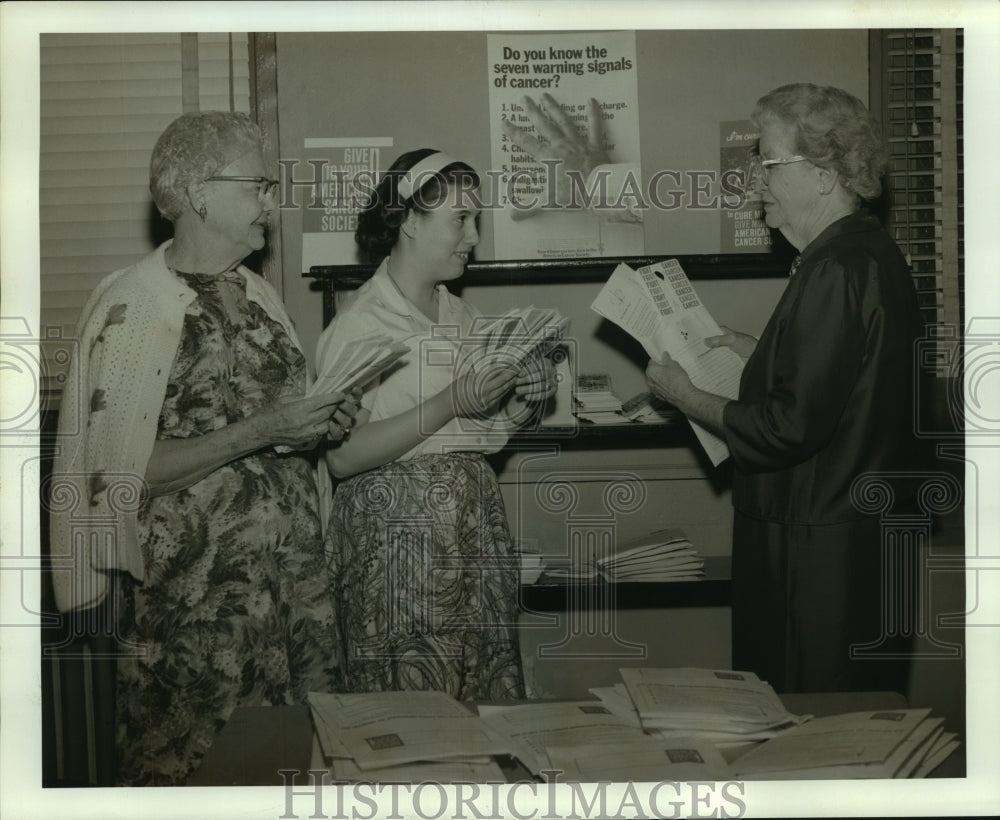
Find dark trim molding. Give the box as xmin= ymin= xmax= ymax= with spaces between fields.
xmin=305 ymin=252 xmax=794 ymax=326
xmin=249 ymin=33 xmax=283 ymax=297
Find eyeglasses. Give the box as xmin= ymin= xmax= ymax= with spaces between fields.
xmin=746 ymin=150 xmax=808 ymax=191
xmin=205 ymin=176 xmax=280 ymax=202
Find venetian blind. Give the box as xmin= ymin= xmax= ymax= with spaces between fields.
xmin=39 ymin=32 xmax=250 ymax=393
xmin=875 ymin=29 xmax=963 ymax=375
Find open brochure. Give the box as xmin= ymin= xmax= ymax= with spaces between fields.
xmin=590 ymin=259 xmax=745 ymax=466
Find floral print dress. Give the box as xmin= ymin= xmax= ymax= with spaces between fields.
xmin=115 ymin=270 xmax=339 ymax=786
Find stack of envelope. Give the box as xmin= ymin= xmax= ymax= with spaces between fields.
xmin=309 ymin=333 xmax=409 ymax=396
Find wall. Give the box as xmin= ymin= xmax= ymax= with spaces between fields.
xmin=273 ymin=29 xmax=868 ymax=365
xmin=269 ymin=29 xmax=869 ymax=685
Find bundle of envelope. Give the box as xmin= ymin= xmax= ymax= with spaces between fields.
xmin=307 ymin=690 xmax=510 ymax=782
xmin=309 ymin=333 xmax=409 ymax=397
xmin=595 ymin=528 xmax=704 ymax=582
xmin=469 ymin=306 xmax=569 ymax=375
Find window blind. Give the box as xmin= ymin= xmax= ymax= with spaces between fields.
xmin=877 ymin=29 xmax=963 ymax=375
xmin=39 ymin=33 xmax=250 ymax=394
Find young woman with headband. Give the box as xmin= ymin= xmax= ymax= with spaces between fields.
xmin=316 ymin=148 xmax=556 ymax=698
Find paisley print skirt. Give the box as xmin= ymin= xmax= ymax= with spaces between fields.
xmin=327 ymin=453 xmax=525 ymax=700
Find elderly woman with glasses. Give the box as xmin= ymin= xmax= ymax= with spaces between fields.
xmin=646 ymin=84 xmax=923 ymax=695
xmin=50 ymin=111 xmax=358 ymax=785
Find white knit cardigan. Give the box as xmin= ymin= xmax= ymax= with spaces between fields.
xmin=49 ymin=241 xmax=325 ymax=612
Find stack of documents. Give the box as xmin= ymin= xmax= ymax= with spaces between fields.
xmin=536 ymin=557 xmax=601 ymax=582
xmin=596 ymin=528 xmax=704 ymax=582
xmin=588 ymin=683 xmax=645 ymax=728
xmin=477 ymin=700 xmax=731 ymax=780
xmin=309 ymin=333 xmax=409 ymax=396
xmin=572 ymin=373 xmax=624 ymax=423
xmin=546 ymin=736 xmax=734 ymax=782
xmin=620 ymin=391 xmax=678 ymax=424
xmin=536 ymin=529 xmax=702 ymax=584
xmin=731 ymin=708 xmax=960 ymax=779
xmin=591 ymin=259 xmax=745 ymax=465
xmin=619 ymin=667 xmax=808 ymax=746
xmin=307 ymin=690 xmax=510 ymax=782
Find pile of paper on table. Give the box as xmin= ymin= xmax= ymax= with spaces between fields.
xmin=307 ymin=690 xmax=511 ymax=782
xmin=617 ymin=667 xmax=808 ymax=747
xmin=596 ymin=528 xmax=703 ymax=582
xmin=572 ymin=373 xmax=624 ymax=424
xmin=477 ymin=700 xmax=733 ymax=781
xmin=730 ymin=707 xmax=960 ymax=779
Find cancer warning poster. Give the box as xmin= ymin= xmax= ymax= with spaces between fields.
xmin=719 ymin=120 xmax=772 ymax=253
xmin=487 ymin=31 xmax=643 ymax=260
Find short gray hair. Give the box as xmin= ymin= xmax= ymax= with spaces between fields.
xmin=751 ymin=83 xmax=888 ymax=201
xmin=150 ymin=111 xmax=262 ymax=221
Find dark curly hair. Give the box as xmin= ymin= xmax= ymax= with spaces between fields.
xmin=355 ymin=148 xmax=480 ymax=264
xmin=751 ymin=83 xmax=888 ymax=201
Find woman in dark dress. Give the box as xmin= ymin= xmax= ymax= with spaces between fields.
xmin=646 ymin=84 xmax=923 ymax=694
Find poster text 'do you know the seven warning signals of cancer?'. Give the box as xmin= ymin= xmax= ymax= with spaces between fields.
xmin=487 ymin=31 xmax=642 ymax=260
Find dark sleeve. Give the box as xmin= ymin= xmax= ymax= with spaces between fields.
xmin=723 ymin=258 xmax=867 ymax=472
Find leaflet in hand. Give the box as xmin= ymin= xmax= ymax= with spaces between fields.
xmin=470 ymin=306 xmax=569 ymax=373
xmin=590 ymin=260 xmax=745 ymax=465
xmin=309 ymin=333 xmax=409 ymax=397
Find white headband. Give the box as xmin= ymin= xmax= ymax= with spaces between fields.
xmin=394 ymin=152 xmax=463 ymax=201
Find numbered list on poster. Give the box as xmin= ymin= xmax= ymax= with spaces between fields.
xmin=486 ymin=31 xmax=643 ymax=259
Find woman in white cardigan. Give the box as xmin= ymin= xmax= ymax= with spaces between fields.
xmin=50 ymin=111 xmax=357 ymax=785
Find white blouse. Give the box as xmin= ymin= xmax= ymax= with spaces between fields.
xmin=314 ymin=259 xmax=510 ymax=460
